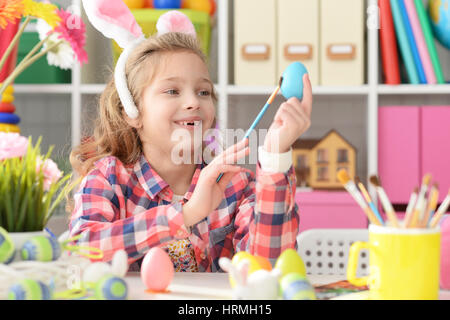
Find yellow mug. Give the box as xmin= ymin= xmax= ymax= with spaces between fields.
xmin=347 ymin=224 xmax=441 ymax=300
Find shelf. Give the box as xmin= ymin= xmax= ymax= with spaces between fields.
xmin=378 ymin=84 xmax=450 ymax=95
xmin=80 ymin=84 xmax=106 ymax=94
xmin=14 ymin=84 xmax=72 ymax=94
xmin=227 ymin=85 xmax=370 ymax=96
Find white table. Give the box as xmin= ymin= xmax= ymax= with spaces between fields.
xmin=124 ymin=272 xmax=450 ymax=300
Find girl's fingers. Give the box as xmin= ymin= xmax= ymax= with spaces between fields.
xmin=301 ymin=73 xmax=313 ymax=117
xmin=222 ymin=146 xmax=250 ymax=165
xmin=222 ymin=138 xmax=248 ymax=157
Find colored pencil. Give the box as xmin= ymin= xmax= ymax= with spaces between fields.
xmin=355 ymin=177 xmax=384 ymax=225
xmin=337 ymin=170 xmax=382 ymax=226
xmin=403 ymin=186 xmax=419 ymax=228
xmin=407 ymin=173 xmax=431 ymax=228
xmin=369 ymin=175 xmax=399 ymax=228
xmin=216 ymin=77 xmax=283 ymax=183
xmin=429 ymin=190 xmax=450 ymax=228
xmin=421 ymin=183 xmax=439 ymax=228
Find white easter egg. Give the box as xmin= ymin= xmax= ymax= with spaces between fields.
xmin=111 ymin=250 xmax=129 ymax=277
xmin=248 ymin=270 xmax=280 ymax=300
xmin=83 ymin=262 xmax=112 ymax=283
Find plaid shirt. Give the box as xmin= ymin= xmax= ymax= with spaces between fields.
xmin=69 ymin=153 xmax=299 ymax=272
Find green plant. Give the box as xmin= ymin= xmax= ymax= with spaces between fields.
xmin=0 ymin=135 xmax=78 ymax=232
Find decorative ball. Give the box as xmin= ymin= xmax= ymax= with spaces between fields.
xmin=182 ymin=0 xmax=211 ymax=14
xmin=95 ymin=274 xmax=128 ymax=300
xmin=141 ymin=247 xmax=174 ymax=292
xmin=153 ymin=0 xmax=182 ymax=9
xmin=280 ymin=273 xmax=316 ymax=300
xmin=123 ymin=0 xmax=145 ymax=9
xmin=429 ymin=0 xmax=450 ymax=49
xmin=280 ymin=62 xmax=308 ymax=101
xmin=0 ymin=227 xmax=15 ymax=264
xmin=21 ymin=235 xmax=61 ymax=262
xmin=8 ymin=279 xmax=53 ymax=300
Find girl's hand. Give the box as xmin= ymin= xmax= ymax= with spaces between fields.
xmin=264 ymin=74 xmax=313 ymax=153
xmin=182 ymin=139 xmax=250 ymax=227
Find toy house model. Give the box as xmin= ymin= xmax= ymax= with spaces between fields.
xmin=292 ymin=130 xmax=356 ymax=189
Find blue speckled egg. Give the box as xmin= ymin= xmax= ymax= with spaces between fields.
xmin=95 ymin=274 xmax=128 ymax=300
xmin=21 ymin=235 xmax=61 ymax=262
xmin=280 ymin=273 xmax=316 ymax=300
xmin=0 ymin=227 xmax=15 ymax=264
xmin=8 ymin=279 xmax=53 ymax=300
xmin=280 ymin=62 xmax=308 ymax=101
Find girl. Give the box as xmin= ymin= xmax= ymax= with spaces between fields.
xmin=69 ymin=7 xmax=312 ymax=272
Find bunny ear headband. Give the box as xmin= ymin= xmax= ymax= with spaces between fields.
xmin=81 ymin=0 xmax=197 ymax=119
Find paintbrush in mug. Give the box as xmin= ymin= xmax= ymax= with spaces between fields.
xmin=337 ymin=170 xmax=382 ymax=226
xmin=369 ymin=175 xmax=399 ymax=228
xmin=407 ymin=173 xmax=432 ymax=228
xmin=421 ymin=183 xmax=439 ymax=228
xmin=429 ymin=190 xmax=450 ymax=228
xmin=216 ymin=77 xmax=283 ymax=183
xmin=403 ymin=187 xmax=419 ymax=228
xmin=355 ymin=176 xmax=384 ymax=225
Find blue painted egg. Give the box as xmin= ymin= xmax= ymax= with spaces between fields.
xmin=0 ymin=227 xmax=15 ymax=264
xmin=21 ymin=235 xmax=61 ymax=262
xmin=153 ymin=0 xmax=181 ymax=8
xmin=8 ymin=279 xmax=53 ymax=300
xmin=280 ymin=273 xmax=316 ymax=300
xmin=280 ymin=62 xmax=308 ymax=101
xmin=95 ymin=274 xmax=128 ymax=300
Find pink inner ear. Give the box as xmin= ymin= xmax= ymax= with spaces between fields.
xmin=95 ymin=0 xmax=143 ymax=38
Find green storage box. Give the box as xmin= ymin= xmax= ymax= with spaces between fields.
xmin=15 ymin=31 xmax=71 ymax=84
xmin=112 ymin=9 xmax=211 ymax=64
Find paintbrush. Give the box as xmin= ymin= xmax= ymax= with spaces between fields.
xmin=369 ymin=175 xmax=399 ymax=228
xmin=407 ymin=173 xmax=432 ymax=228
xmin=216 ymin=77 xmax=284 ymax=183
xmin=355 ymin=176 xmax=384 ymax=225
xmin=421 ymin=183 xmax=439 ymax=228
xmin=337 ymin=170 xmax=382 ymax=226
xmin=403 ymin=187 xmax=419 ymax=228
xmin=429 ymin=190 xmax=450 ymax=228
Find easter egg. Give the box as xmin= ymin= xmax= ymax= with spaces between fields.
xmin=153 ymin=0 xmax=181 ymax=9
xmin=280 ymin=273 xmax=316 ymax=300
xmin=229 ymin=251 xmax=262 ymax=288
xmin=95 ymin=274 xmax=128 ymax=300
xmin=8 ymin=279 xmax=53 ymax=300
xmin=0 ymin=227 xmax=15 ymax=264
xmin=183 ymin=0 xmax=211 ymax=14
xmin=253 ymin=255 xmax=272 ymax=271
xmin=209 ymin=0 xmax=216 ymax=16
xmin=141 ymin=247 xmax=174 ymax=292
xmin=144 ymin=0 xmax=154 ymax=8
xmin=21 ymin=235 xmax=61 ymax=262
xmin=111 ymin=250 xmax=129 ymax=277
xmin=123 ymin=0 xmax=145 ymax=9
xmin=280 ymin=61 xmax=308 ymax=101
xmin=274 ymin=248 xmax=306 ymax=277
xmin=83 ymin=262 xmax=113 ymax=284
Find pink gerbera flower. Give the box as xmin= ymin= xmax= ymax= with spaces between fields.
xmin=52 ymin=8 xmax=88 ymax=65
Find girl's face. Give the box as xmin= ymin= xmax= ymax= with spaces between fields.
xmin=138 ymin=51 xmax=215 ymax=162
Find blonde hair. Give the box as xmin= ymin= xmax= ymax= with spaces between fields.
xmin=70 ymin=32 xmax=216 ymax=178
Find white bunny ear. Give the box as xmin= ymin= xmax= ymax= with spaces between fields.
xmin=81 ymin=0 xmax=144 ymax=49
xmin=156 ymin=11 xmax=197 ymax=38
xmin=236 ymin=260 xmax=250 ymax=286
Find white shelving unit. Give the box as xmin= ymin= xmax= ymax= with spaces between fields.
xmin=13 ymin=0 xmax=450 ymax=201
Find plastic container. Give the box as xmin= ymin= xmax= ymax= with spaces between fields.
xmin=111 ymin=9 xmax=211 ymax=64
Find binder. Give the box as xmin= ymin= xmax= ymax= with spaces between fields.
xmin=320 ymin=0 xmax=365 ymax=85
xmin=234 ymin=0 xmax=277 ymax=85
xmin=379 ymin=0 xmax=401 ymax=84
xmin=399 ymin=0 xmax=426 ymax=84
xmin=414 ymin=0 xmax=445 ymax=84
xmin=390 ymin=0 xmax=419 ymax=84
xmin=277 ymin=0 xmax=319 ymax=86
xmin=404 ymin=0 xmax=437 ymax=84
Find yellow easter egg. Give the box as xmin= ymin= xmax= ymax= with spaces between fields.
xmin=229 ymin=251 xmax=261 ymax=288
xmin=253 ymin=255 xmax=272 ymax=271
xmin=182 ymin=0 xmax=211 ymax=14
xmin=274 ymin=248 xmax=306 ymax=277
xmin=123 ymin=0 xmax=145 ymax=9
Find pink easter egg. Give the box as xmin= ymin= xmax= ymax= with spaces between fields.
xmin=140 ymin=247 xmax=174 ymax=292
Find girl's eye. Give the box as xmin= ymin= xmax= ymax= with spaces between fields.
xmin=165 ymin=89 xmax=179 ymax=95
xmin=198 ymin=90 xmax=211 ymax=97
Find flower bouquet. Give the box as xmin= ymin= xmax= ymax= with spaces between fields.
xmin=0 ymin=0 xmax=88 ymax=97
xmin=0 ymin=132 xmax=78 ymax=232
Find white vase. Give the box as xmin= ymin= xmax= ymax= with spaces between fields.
xmin=8 ymin=230 xmax=47 ymax=263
